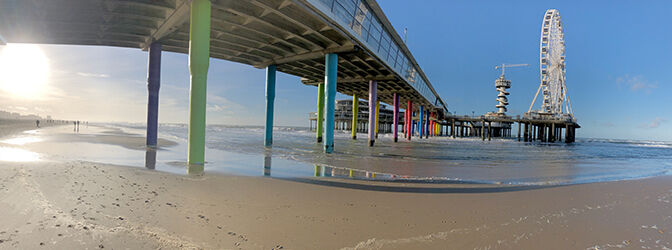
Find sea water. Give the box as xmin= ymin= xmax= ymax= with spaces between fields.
xmin=110 ymin=123 xmax=672 ymax=185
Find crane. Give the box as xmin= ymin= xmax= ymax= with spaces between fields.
xmin=495 ymin=63 xmax=529 ymax=76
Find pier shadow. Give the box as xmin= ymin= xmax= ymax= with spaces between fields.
xmin=280 ymin=177 xmax=563 ymax=194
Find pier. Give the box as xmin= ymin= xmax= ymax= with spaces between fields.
xmin=0 ymin=1 xmax=579 ymax=167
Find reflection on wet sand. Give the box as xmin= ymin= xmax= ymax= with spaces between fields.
xmin=0 ymin=147 xmax=40 ymax=162
xmin=263 ymin=150 xmax=271 ymax=176
xmin=145 ymin=148 xmax=157 ymax=170
xmin=313 ymin=164 xmax=405 ymax=181
xmin=188 ymin=164 xmax=205 ymax=176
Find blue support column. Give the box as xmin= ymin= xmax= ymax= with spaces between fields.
xmin=264 ymin=65 xmax=276 ymax=147
xmin=146 ymin=42 xmax=161 ymax=147
xmin=324 ymin=53 xmax=338 ymax=153
xmin=419 ymin=106 xmax=424 ymax=138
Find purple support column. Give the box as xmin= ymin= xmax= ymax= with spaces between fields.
xmin=368 ymin=80 xmax=377 ymax=147
xmin=393 ymin=93 xmax=399 ymax=142
xmin=146 ymin=42 xmax=161 ymax=147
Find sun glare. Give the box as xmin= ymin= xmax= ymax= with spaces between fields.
xmin=0 ymin=44 xmax=50 ymax=99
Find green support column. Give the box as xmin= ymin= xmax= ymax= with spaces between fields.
xmin=187 ymin=0 xmax=211 ymax=169
xmin=351 ymin=94 xmax=358 ymax=139
xmin=316 ymin=83 xmax=325 ymax=143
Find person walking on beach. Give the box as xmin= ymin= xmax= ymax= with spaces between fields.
xmin=36 ymin=120 xmax=40 ymax=128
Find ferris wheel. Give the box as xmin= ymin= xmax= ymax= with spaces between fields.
xmin=528 ymin=9 xmax=573 ymax=117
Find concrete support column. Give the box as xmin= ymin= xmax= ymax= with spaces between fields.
xmin=146 ymin=42 xmax=161 ymax=148
xmin=368 ymin=80 xmax=377 ymax=146
xmin=315 ymin=83 xmax=325 ymax=143
xmin=324 ymin=53 xmax=337 ymax=153
xmin=187 ymin=0 xmax=211 ymax=168
xmin=481 ymin=123 xmax=485 ymax=140
xmin=451 ymin=119 xmax=456 ymax=138
xmin=351 ymin=94 xmax=358 ymax=140
xmin=518 ymin=122 xmax=522 ymax=141
xmin=550 ymin=123 xmax=556 ymax=142
xmin=264 ymin=65 xmax=276 ymax=147
xmin=488 ymin=121 xmax=492 ymax=141
xmin=393 ymin=93 xmax=399 ymax=142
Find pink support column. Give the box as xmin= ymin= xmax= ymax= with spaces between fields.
xmin=368 ymin=80 xmax=377 ymax=147
xmin=393 ymin=93 xmax=399 ymax=142
xmin=406 ymin=100 xmax=412 ymax=141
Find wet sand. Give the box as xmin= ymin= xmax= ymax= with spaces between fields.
xmin=0 ymin=119 xmax=61 ymax=138
xmin=0 ymin=125 xmax=671 ymax=249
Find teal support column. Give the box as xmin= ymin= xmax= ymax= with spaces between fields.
xmin=264 ymin=65 xmax=276 ymax=147
xmin=316 ymin=83 xmax=325 ymax=143
xmin=187 ymin=0 xmax=210 ymax=168
xmin=324 ymin=53 xmax=338 ymax=153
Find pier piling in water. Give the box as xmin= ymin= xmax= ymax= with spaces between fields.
xmin=368 ymin=80 xmax=377 ymax=147
xmin=407 ymin=101 xmax=412 ymax=141
xmin=351 ymin=94 xmax=358 ymax=140
xmin=146 ymin=42 xmax=161 ymax=148
xmin=324 ymin=53 xmax=337 ymax=153
xmin=419 ymin=106 xmax=424 ymax=138
xmin=187 ymin=0 xmax=210 ymax=167
xmin=374 ymin=100 xmax=380 ymax=139
xmin=393 ymin=93 xmax=399 ymax=142
xmin=264 ymin=65 xmax=276 ymax=147
xmin=316 ymin=83 xmax=325 ymax=143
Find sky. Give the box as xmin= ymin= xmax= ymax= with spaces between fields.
xmin=0 ymin=0 xmax=670 ymax=140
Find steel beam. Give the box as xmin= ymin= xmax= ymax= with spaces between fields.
xmin=142 ymin=0 xmax=190 ymax=50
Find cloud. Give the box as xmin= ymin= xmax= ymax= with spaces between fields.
xmin=205 ymin=94 xmax=246 ymax=115
xmin=76 ymin=72 xmax=110 ymax=78
xmin=616 ymin=75 xmax=658 ymax=93
xmin=639 ymin=117 xmax=666 ymax=128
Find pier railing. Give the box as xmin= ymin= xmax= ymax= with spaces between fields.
xmin=307 ymin=0 xmax=446 ymax=112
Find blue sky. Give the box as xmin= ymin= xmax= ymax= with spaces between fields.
xmin=0 ymin=0 xmax=670 ymax=140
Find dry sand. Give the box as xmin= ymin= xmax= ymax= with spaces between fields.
xmin=0 ymin=124 xmax=671 ymax=249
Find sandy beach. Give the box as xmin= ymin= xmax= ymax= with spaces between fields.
xmin=0 ymin=124 xmax=671 ymax=249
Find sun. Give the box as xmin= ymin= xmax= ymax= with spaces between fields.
xmin=0 ymin=44 xmax=50 ymax=99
